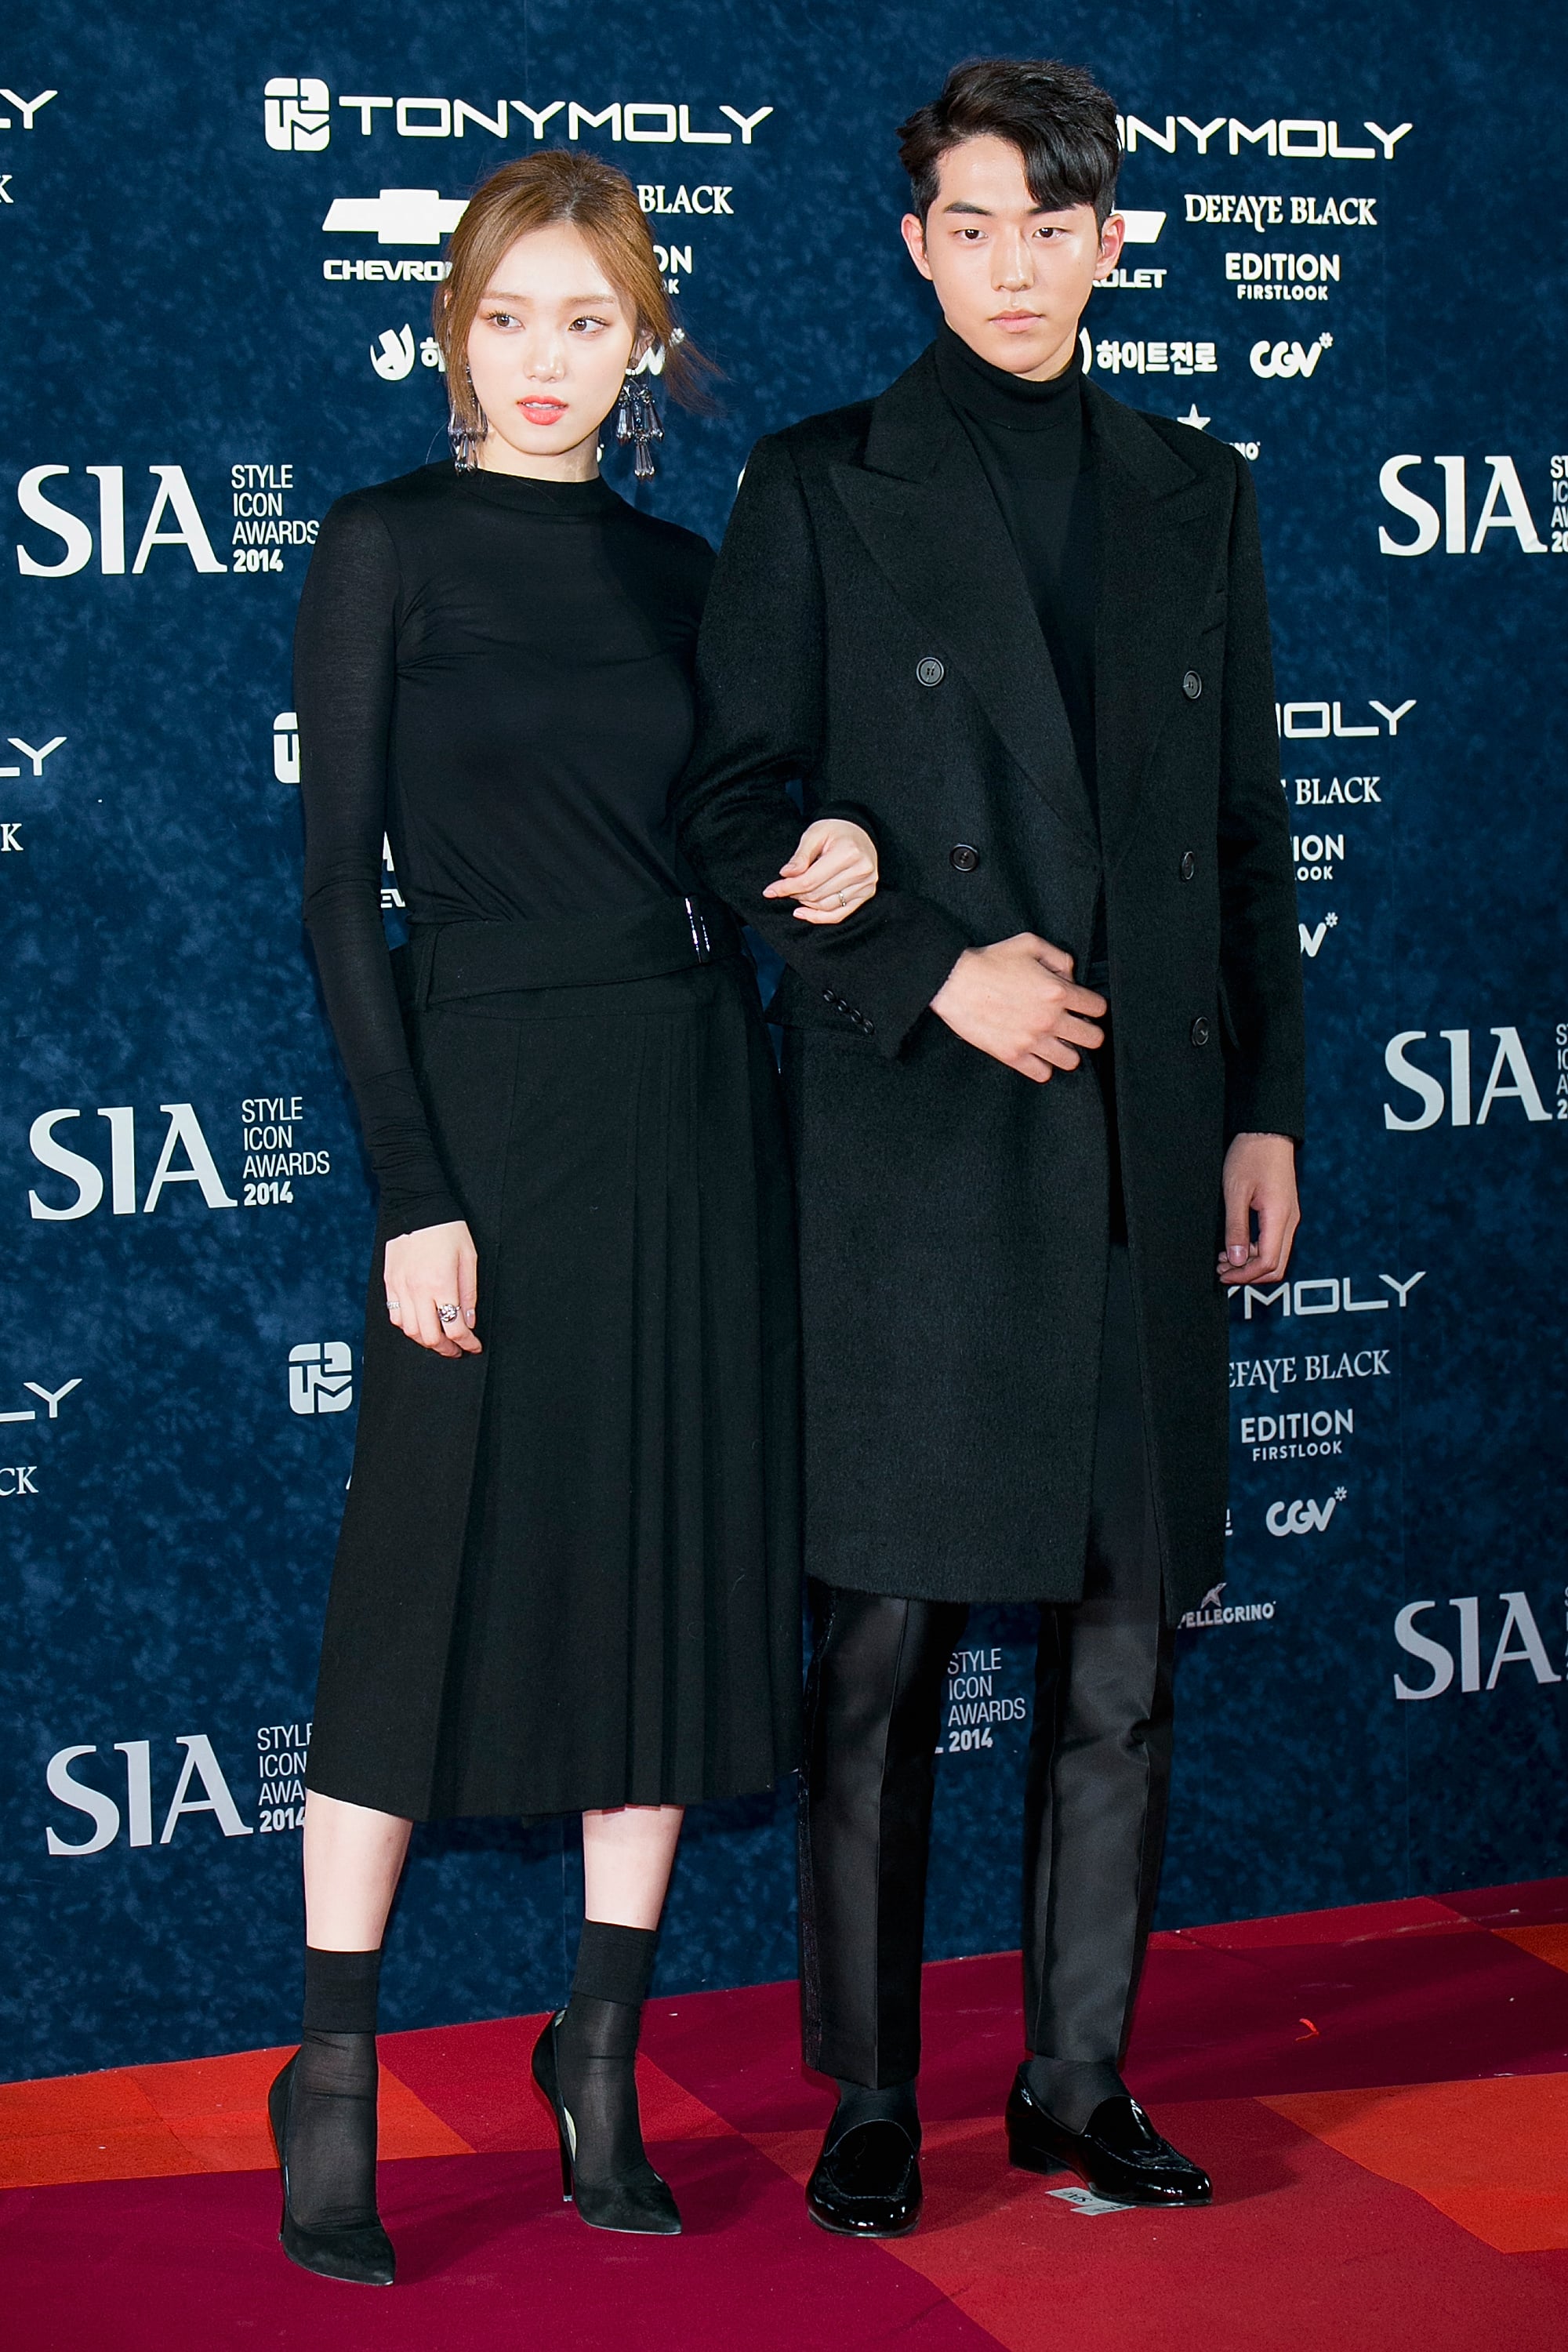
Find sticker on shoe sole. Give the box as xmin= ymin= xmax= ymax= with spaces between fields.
xmin=1047 ymin=2185 xmax=1138 ymax=2216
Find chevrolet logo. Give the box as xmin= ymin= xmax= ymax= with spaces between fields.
xmin=1118 ymin=210 xmax=1166 ymax=244
xmin=321 ymin=188 xmax=469 ymax=245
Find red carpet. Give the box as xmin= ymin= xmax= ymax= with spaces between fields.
xmin=4 ymin=1880 xmax=1568 ymax=2350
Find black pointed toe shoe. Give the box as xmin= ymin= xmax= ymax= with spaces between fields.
xmin=1005 ymin=2069 xmax=1211 ymax=2206
xmin=806 ymin=2118 xmax=924 ymax=2238
xmin=267 ymin=2054 xmax=397 ymax=2286
xmin=531 ymin=2010 xmax=682 ymax=2236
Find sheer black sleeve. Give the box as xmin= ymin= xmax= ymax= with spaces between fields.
xmin=295 ymin=495 xmax=464 ymax=1236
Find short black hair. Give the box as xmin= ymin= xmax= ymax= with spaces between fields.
xmin=898 ymin=57 xmax=1121 ymax=225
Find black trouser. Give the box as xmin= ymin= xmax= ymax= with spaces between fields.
xmin=799 ymin=1246 xmax=1175 ymax=2088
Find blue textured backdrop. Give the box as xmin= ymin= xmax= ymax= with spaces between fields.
xmin=3 ymin=2 xmax=1566 ymax=2083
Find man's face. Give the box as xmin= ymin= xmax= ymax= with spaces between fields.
xmin=901 ymin=133 xmax=1123 ymax=380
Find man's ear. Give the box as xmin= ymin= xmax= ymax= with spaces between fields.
xmin=900 ymin=211 xmax=935 ymax=282
xmin=1094 ymin=211 xmax=1127 ymax=278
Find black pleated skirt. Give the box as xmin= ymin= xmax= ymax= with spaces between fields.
xmin=306 ymin=910 xmax=801 ymax=1821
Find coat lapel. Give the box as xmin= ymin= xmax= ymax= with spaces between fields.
xmin=829 ymin=349 xmax=1098 ymax=852
xmin=1085 ymin=383 xmax=1232 ymax=866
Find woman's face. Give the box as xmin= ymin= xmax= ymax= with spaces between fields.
xmin=463 ymin=220 xmax=641 ymax=478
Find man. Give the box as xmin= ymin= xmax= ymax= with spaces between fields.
xmin=678 ymin=57 xmax=1304 ymax=2234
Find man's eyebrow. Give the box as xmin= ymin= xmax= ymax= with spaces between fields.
xmin=936 ymin=199 xmax=1055 ymax=220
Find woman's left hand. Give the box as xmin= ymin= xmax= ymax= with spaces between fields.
xmin=762 ymin=818 xmax=879 ymax=925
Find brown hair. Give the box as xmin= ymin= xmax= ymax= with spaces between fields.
xmin=434 ymin=150 xmax=709 ymax=439
xmin=898 ymin=58 xmax=1120 ymax=226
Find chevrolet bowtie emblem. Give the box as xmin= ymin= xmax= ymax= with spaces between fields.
xmin=321 ymin=188 xmax=469 ymax=245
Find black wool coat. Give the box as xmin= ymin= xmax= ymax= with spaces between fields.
xmin=677 ymin=347 xmax=1305 ymax=1613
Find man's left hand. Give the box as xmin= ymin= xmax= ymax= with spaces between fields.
xmin=763 ymin=818 xmax=878 ymax=924
xmin=1217 ymin=1133 xmax=1299 ymax=1287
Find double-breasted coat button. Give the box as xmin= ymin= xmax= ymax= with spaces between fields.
xmin=1180 ymin=850 xmax=1196 ymax=880
xmin=1190 ymin=1015 xmax=1210 ymax=1047
xmin=949 ymin=843 xmax=980 ymax=872
xmin=916 ymin=656 xmax=946 ymax=687
xmin=1182 ymin=669 xmax=1203 ymax=700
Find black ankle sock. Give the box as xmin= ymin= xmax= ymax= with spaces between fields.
xmin=570 ymin=1919 xmax=659 ymax=2009
xmin=1025 ymin=2055 xmax=1127 ymax=2133
xmin=555 ymin=1925 xmax=660 ymax=2190
xmin=285 ymin=1947 xmax=383 ymax=2232
xmin=828 ymin=2076 xmax=920 ymax=2150
xmin=303 ymin=1944 xmax=383 ymax=2036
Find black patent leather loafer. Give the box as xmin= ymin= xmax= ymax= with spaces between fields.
xmin=1005 ymin=2069 xmax=1211 ymax=2205
xmin=806 ymin=2118 xmax=923 ymax=2238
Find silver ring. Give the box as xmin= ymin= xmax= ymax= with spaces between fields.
xmin=437 ymin=1302 xmax=459 ymax=1326
xmin=839 ymin=891 xmax=848 ymax=908
xmin=387 ymin=1298 xmax=399 ymax=1314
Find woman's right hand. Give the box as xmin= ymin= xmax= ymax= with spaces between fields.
xmin=383 ymin=1220 xmax=481 ymax=1356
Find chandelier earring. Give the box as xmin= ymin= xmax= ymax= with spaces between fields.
xmin=448 ymin=365 xmax=488 ymax=472
xmin=615 ymin=360 xmax=665 ymax=482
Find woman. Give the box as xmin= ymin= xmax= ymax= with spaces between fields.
xmin=273 ymin=150 xmax=877 ymax=2285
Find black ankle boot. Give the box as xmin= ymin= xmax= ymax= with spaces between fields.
xmin=268 ymin=2038 xmax=396 ymax=2284
xmin=532 ymin=1998 xmax=681 ymax=2235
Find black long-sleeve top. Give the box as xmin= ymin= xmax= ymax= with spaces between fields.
xmin=295 ymin=461 xmax=714 ymax=1234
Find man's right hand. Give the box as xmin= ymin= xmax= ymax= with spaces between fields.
xmin=930 ymin=935 xmax=1106 ymax=1083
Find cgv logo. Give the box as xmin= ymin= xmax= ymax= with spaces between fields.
xmin=14 ymin=465 xmax=226 ymax=576
xmin=1378 ymin=456 xmax=1548 ymax=555
xmin=1394 ymin=1592 xmax=1563 ymax=1700
xmin=1384 ymin=1029 xmax=1555 ymax=1128
xmin=45 ymin=1733 xmax=252 ymax=1854
xmin=1266 ymin=1487 xmax=1346 ymax=1535
xmin=28 ymin=1103 xmax=236 ymax=1219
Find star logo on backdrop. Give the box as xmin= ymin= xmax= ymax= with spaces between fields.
xmin=1178 ymin=404 xmax=1210 ymax=430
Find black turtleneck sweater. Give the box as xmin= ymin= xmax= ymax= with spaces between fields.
xmin=932 ymin=322 xmax=1098 ymax=811
xmin=933 ymin=325 xmax=1123 ymax=1231
xmin=295 ymin=461 xmax=713 ymax=1233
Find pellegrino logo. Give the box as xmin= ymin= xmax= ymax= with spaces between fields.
xmin=267 ymin=79 xmax=772 ymax=151
xmin=1378 ymin=455 xmax=1561 ymax=556
xmin=1384 ymin=1028 xmax=1559 ymax=1128
xmin=1179 ymin=1580 xmax=1277 ymax=1632
xmin=1394 ymin=1591 xmax=1563 ymax=1701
